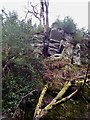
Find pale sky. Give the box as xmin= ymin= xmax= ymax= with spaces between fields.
xmin=0 ymin=0 xmax=89 ymax=29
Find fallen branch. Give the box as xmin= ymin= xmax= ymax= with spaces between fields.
xmin=33 ymin=77 xmax=90 ymax=120
xmin=75 ymin=79 xmax=90 ymax=84
xmin=12 ymin=90 xmax=38 ymax=120
xmin=34 ymin=83 xmax=48 ymax=119
xmin=72 ymin=74 xmax=90 ymax=81
xmin=41 ymin=89 xmax=78 ymax=118
xmin=55 ymin=89 xmax=78 ymax=105
xmin=33 ymin=82 xmax=71 ymax=120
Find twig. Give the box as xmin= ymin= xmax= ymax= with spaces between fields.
xmin=24 ymin=1 xmax=41 ymax=22
xmin=3 ymin=56 xmax=16 ymax=71
xmin=12 ymin=90 xmax=38 ymax=119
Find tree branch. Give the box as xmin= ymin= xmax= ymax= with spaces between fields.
xmin=34 ymin=83 xmax=48 ymax=119
xmin=33 ymin=78 xmax=90 ymax=120
xmin=33 ymin=82 xmax=71 ymax=120
xmin=55 ymin=89 xmax=78 ymax=105
xmin=12 ymin=90 xmax=38 ymax=120
xmin=25 ymin=1 xmax=41 ymax=22
xmin=43 ymin=82 xmax=71 ymax=112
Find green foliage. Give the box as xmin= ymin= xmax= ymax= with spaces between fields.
xmin=74 ymin=29 xmax=83 ymax=43
xmin=51 ymin=18 xmax=63 ymax=29
xmin=3 ymin=12 xmax=31 ymax=46
xmin=44 ymin=100 xmax=89 ymax=119
xmin=33 ymin=24 xmax=44 ymax=33
xmin=52 ymin=16 xmax=77 ymax=34
xmin=63 ymin=16 xmax=76 ymax=34
xmin=2 ymin=11 xmax=44 ymax=116
xmin=51 ymin=16 xmax=87 ymax=45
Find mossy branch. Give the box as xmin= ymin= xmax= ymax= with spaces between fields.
xmin=34 ymin=83 xmax=48 ymax=118
xmin=33 ymin=82 xmax=72 ymax=120
xmin=55 ymin=89 xmax=78 ymax=105
xmin=12 ymin=90 xmax=38 ymax=120
xmin=43 ymin=81 xmax=71 ymax=111
xmin=33 ymin=79 xmax=90 ymax=120
xmin=39 ymin=89 xmax=78 ymax=118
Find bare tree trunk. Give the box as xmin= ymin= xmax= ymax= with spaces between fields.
xmin=44 ymin=0 xmax=49 ymax=31
xmin=40 ymin=0 xmax=49 ymax=31
xmin=40 ymin=0 xmax=45 ymax=27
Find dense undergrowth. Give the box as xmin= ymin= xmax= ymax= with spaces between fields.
xmin=2 ymin=11 xmax=44 ymax=117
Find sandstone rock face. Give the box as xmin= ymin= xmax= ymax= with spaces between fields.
xmin=32 ymin=28 xmax=90 ymax=66
xmin=80 ymin=35 xmax=90 ymax=63
xmin=73 ymin=43 xmax=81 ymax=65
xmin=32 ymin=34 xmax=44 ymax=57
xmin=61 ymin=41 xmax=73 ymax=60
xmin=48 ymin=28 xmax=64 ymax=55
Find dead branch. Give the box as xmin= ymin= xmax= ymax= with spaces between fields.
xmin=41 ymin=82 xmax=71 ymax=112
xmin=2 ymin=9 xmax=8 ymax=18
xmin=25 ymin=1 xmax=41 ymax=23
xmin=3 ymin=56 xmax=16 ymax=72
xmin=33 ymin=78 xmax=90 ymax=120
xmin=3 ymin=51 xmax=27 ymax=72
xmin=33 ymin=82 xmax=71 ymax=120
xmin=34 ymin=83 xmax=48 ymax=119
xmin=29 ymin=2 xmax=39 ymax=15
xmin=12 ymin=90 xmax=38 ymax=120
xmin=27 ymin=10 xmax=41 ymax=21
xmin=55 ymin=89 xmax=78 ymax=105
